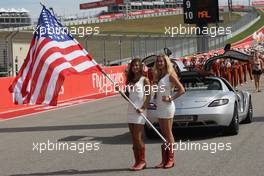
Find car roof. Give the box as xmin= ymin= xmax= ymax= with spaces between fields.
xmin=142 ymin=55 xmax=186 ymax=72
xmin=179 ymin=70 xmax=214 ymax=78
xmin=203 ymin=49 xmax=251 ymax=71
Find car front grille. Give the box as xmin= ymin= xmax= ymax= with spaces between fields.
xmin=152 ymin=120 xmax=217 ymax=128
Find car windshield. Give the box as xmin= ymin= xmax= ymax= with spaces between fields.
xmin=180 ymin=77 xmax=222 ymax=91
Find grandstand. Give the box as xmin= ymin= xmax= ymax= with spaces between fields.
xmin=0 ymin=41 xmax=7 ymax=77
xmin=80 ymin=0 xmax=182 ymax=14
xmin=0 ymin=8 xmax=31 ymax=29
xmin=108 ymin=0 xmax=182 ymax=13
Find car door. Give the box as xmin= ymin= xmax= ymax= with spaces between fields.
xmin=203 ymin=49 xmax=251 ymax=72
xmin=235 ymin=91 xmax=244 ymax=113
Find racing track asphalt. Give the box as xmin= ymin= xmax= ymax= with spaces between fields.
xmin=0 ymin=76 xmax=264 ymax=176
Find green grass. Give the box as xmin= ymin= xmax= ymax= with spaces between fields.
xmin=225 ymin=9 xmax=264 ymax=44
xmin=72 ymin=12 xmax=241 ymax=63
xmin=77 ymin=12 xmax=240 ymax=35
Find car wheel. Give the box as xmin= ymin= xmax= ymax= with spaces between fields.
xmin=144 ymin=125 xmax=158 ymax=139
xmin=242 ymin=97 xmax=253 ymax=124
xmin=224 ymin=103 xmax=239 ymax=135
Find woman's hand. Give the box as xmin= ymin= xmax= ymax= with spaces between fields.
xmin=114 ymin=84 xmax=119 ymax=91
xmin=153 ymin=92 xmax=157 ymax=99
xmin=136 ymin=108 xmax=145 ymax=113
xmin=162 ymin=96 xmax=172 ymax=102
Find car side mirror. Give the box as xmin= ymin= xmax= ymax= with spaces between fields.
xmin=164 ymin=48 xmax=172 ymax=57
xmin=147 ymin=103 xmax=157 ymax=110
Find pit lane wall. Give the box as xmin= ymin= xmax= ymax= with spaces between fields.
xmin=0 ymin=65 xmax=126 ymax=113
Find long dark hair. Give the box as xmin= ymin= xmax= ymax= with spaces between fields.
xmin=126 ymin=58 xmax=143 ymax=85
xmin=224 ymin=43 xmax=231 ymax=51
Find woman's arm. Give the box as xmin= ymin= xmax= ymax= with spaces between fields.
xmin=261 ymin=59 xmax=264 ymax=71
xmin=137 ymin=77 xmax=151 ymax=113
xmin=169 ymin=74 xmax=185 ymax=101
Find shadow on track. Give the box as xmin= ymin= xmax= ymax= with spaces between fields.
xmin=57 ymin=127 xmax=225 ymax=145
xmin=253 ymin=116 xmax=264 ymax=122
xmin=9 ymin=168 xmax=135 ymax=176
xmin=0 ymin=123 xmax=128 ymax=133
xmin=57 ymin=132 xmax=132 ymax=145
xmin=144 ymin=127 xmax=224 ymax=143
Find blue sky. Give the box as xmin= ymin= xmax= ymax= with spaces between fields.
xmin=0 ymin=0 xmax=106 ymax=19
xmin=0 ymin=0 xmax=250 ymax=19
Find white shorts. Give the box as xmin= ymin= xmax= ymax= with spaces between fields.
xmin=156 ymin=101 xmax=175 ymax=119
xmin=127 ymin=111 xmax=146 ymax=124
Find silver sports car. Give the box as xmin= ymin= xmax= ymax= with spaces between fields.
xmin=143 ymin=49 xmax=253 ymax=138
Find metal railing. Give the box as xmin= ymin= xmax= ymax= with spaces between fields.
xmin=228 ymin=7 xmax=259 ymax=34
xmin=83 ymin=7 xmax=259 ymax=65
xmin=84 ymin=34 xmax=228 ymax=65
xmin=0 ymin=7 xmax=260 ymax=76
xmin=0 ymin=10 xmax=182 ymax=32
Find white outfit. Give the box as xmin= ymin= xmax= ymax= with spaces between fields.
xmin=156 ymin=74 xmax=175 ymax=119
xmin=253 ymin=59 xmax=262 ymax=71
xmin=127 ymin=76 xmax=146 ymax=124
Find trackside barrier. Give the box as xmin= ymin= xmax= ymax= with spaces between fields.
xmin=0 ymin=65 xmax=127 ymax=113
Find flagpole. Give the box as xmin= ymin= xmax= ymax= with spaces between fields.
xmin=99 ymin=68 xmax=167 ymax=143
xmin=74 ymin=35 xmax=167 ymax=142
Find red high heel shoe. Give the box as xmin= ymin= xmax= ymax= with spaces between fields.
xmin=132 ymin=147 xmax=146 ymax=171
xmin=131 ymin=147 xmax=139 ymax=170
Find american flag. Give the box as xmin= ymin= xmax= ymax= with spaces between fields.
xmin=9 ymin=6 xmax=101 ymax=105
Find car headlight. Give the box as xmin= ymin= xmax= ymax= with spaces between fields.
xmin=208 ymin=99 xmax=229 ymax=107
